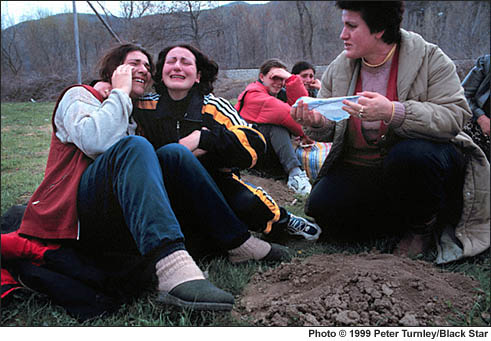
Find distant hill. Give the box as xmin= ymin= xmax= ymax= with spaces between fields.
xmin=1 ymin=1 xmax=489 ymax=101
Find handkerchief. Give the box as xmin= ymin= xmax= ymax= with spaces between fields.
xmin=293 ymin=96 xmax=360 ymax=122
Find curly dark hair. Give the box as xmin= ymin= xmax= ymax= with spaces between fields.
xmin=292 ymin=61 xmax=316 ymax=75
xmin=97 ymin=43 xmax=154 ymax=83
xmin=336 ymin=1 xmax=405 ymax=44
xmin=153 ymin=44 xmax=218 ymax=96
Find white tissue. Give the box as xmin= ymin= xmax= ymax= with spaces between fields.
xmin=293 ymin=96 xmax=360 ymax=122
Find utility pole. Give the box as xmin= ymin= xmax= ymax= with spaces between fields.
xmin=73 ymin=1 xmax=82 ymax=84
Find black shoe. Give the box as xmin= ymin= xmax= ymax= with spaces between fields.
xmin=261 ymin=243 xmax=292 ymax=263
xmin=157 ymin=279 xmax=234 ymax=311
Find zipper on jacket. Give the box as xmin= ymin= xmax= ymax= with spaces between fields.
xmin=176 ymin=120 xmax=180 ymax=138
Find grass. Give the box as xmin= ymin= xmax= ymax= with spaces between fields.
xmin=1 ymin=102 xmax=54 ymax=214
xmin=1 ymin=102 xmax=489 ymax=327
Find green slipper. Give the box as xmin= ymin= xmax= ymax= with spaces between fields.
xmin=157 ymin=279 xmax=234 ymax=311
xmin=261 ymin=243 xmax=292 ymax=263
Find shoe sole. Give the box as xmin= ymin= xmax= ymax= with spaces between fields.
xmin=287 ymin=231 xmax=320 ymax=241
xmin=156 ymin=292 xmax=234 ymax=311
xmin=287 ymin=185 xmax=310 ymax=196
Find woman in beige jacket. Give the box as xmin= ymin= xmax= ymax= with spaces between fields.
xmin=291 ymin=1 xmax=489 ymax=263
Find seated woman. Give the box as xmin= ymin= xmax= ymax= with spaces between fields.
xmin=236 ymin=59 xmax=312 ymax=195
xmin=132 ymin=44 xmax=321 ymax=243
xmin=292 ymin=61 xmax=321 ymax=98
xmin=15 ymin=43 xmax=291 ymax=314
xmin=292 ymin=1 xmax=489 ymax=263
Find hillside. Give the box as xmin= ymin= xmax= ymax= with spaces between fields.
xmin=1 ymin=1 xmax=489 ymax=102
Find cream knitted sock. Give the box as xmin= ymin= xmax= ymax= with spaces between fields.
xmin=228 ymin=235 xmax=272 ymax=263
xmin=155 ymin=250 xmax=205 ymax=292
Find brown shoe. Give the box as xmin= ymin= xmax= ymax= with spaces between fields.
xmin=394 ymin=230 xmax=434 ymax=258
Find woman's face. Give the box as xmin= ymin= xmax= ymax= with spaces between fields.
xmin=123 ymin=50 xmax=151 ymax=99
xmin=298 ymin=69 xmax=315 ymax=88
xmin=161 ymin=47 xmax=201 ymax=100
xmin=259 ymin=67 xmax=285 ymax=96
xmin=339 ymin=10 xmax=383 ymax=61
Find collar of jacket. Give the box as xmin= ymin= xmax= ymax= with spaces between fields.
xmin=156 ymin=84 xmax=204 ymax=121
xmin=341 ymin=29 xmax=426 ymax=102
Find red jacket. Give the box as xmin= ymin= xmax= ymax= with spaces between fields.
xmin=235 ymin=75 xmax=308 ymax=137
xmin=18 ymin=85 xmax=103 ymax=240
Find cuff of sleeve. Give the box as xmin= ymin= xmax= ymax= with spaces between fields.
xmin=198 ymin=129 xmax=213 ymax=150
xmin=285 ymin=74 xmax=297 ymax=85
xmin=474 ymin=109 xmax=486 ymax=121
xmin=389 ymin=101 xmax=405 ymax=128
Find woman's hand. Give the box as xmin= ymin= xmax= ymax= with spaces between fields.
xmin=309 ymin=78 xmax=321 ymax=90
xmin=268 ymin=68 xmax=291 ymax=81
xmin=93 ymin=81 xmax=112 ymax=99
xmin=477 ymin=115 xmax=490 ymax=137
xmin=179 ymin=130 xmax=201 ymax=151
xmin=179 ymin=128 xmax=209 ymax=157
xmin=291 ymin=100 xmax=326 ymax=128
xmin=342 ymin=91 xmax=393 ymax=122
xmin=111 ymin=64 xmax=133 ymax=96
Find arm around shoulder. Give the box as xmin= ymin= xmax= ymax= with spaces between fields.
xmin=55 ymin=87 xmax=133 ymax=159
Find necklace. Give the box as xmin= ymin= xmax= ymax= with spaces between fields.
xmin=362 ymin=44 xmax=397 ymax=68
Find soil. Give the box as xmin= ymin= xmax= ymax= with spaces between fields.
xmin=240 ymin=173 xmax=296 ymax=207
xmin=234 ymin=252 xmax=481 ymax=326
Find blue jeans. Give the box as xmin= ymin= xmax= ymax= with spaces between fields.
xmin=77 ymin=136 xmax=250 ymax=260
xmin=306 ymin=139 xmax=465 ymax=234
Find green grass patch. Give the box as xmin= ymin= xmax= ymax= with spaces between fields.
xmin=1 ymin=102 xmax=54 ymax=214
xmin=1 ymin=102 xmax=489 ymax=327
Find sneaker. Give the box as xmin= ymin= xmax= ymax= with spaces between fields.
xmin=286 ymin=214 xmax=321 ymax=241
xmin=287 ymin=170 xmax=312 ymax=195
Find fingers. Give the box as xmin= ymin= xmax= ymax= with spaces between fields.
xmin=111 ymin=64 xmax=133 ymax=95
xmin=342 ymin=99 xmax=363 ymax=118
xmin=93 ymin=81 xmax=112 ymax=99
xmin=311 ymin=79 xmax=322 ymax=90
xmin=270 ymin=68 xmax=291 ymax=80
xmin=291 ymin=101 xmax=325 ymax=127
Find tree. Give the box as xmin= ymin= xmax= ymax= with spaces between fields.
xmin=1 ymin=14 xmax=23 ymax=76
xmin=295 ymin=1 xmax=314 ymax=62
xmin=161 ymin=1 xmax=223 ymax=49
xmin=118 ymin=1 xmax=162 ymax=47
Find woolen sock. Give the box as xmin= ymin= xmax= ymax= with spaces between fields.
xmin=228 ymin=235 xmax=272 ymax=263
xmin=155 ymin=250 xmax=205 ymax=293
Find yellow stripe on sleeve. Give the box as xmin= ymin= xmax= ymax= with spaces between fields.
xmin=231 ymin=173 xmax=281 ymax=234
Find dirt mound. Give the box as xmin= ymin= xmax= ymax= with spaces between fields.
xmin=235 ymin=252 xmax=481 ymax=326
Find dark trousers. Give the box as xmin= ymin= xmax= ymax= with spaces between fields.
xmin=306 ymin=139 xmax=465 ymax=235
xmin=77 ymin=136 xmax=250 ymax=261
xmin=256 ymin=124 xmax=301 ymax=176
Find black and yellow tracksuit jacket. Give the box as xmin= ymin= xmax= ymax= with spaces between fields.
xmin=133 ymin=87 xmax=287 ymax=234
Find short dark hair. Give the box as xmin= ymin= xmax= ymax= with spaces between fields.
xmin=292 ymin=61 xmax=316 ymax=75
xmin=97 ymin=43 xmax=154 ymax=83
xmin=153 ymin=44 xmax=218 ymax=95
xmin=336 ymin=1 xmax=404 ymax=44
xmin=259 ymin=58 xmax=287 ymax=77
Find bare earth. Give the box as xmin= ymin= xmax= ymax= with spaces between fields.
xmin=235 ymin=253 xmax=480 ymax=326
xmin=240 ymin=173 xmax=296 ymax=207
xmin=234 ymin=174 xmax=481 ymax=327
